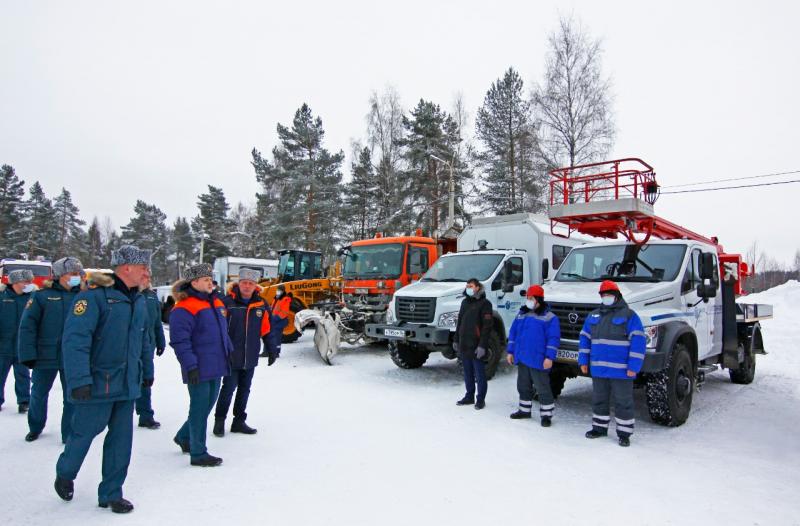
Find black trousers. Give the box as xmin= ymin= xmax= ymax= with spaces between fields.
xmin=591 ymin=377 xmax=635 ymax=438
xmin=214 ymin=368 xmax=255 ymax=422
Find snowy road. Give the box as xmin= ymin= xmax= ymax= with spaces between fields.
xmin=2 ymin=283 xmax=800 ymax=525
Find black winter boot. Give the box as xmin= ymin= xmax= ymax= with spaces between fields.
xmin=230 ymin=420 xmax=257 ymax=435
xmin=191 ymin=454 xmax=223 ymax=467
xmin=138 ymin=419 xmax=161 ymax=430
xmin=18 ymin=402 xmax=29 ymax=414
xmin=474 ymin=400 xmax=486 ymax=410
xmin=456 ymin=396 xmax=475 ymax=406
xmin=213 ymin=419 xmax=225 ymax=437
xmin=25 ymin=431 xmax=40 ymax=442
xmin=618 ymin=436 xmax=631 ymax=447
xmin=99 ymin=498 xmax=134 ymax=513
xmin=54 ymin=477 xmax=74 ymax=501
xmin=585 ymin=429 xmax=608 ymax=439
xmin=541 ymin=417 xmax=552 ymax=428
xmin=509 ymin=410 xmax=532 ymax=419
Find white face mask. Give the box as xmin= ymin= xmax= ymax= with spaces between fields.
xmin=525 ymin=299 xmax=536 ymax=310
xmin=67 ymin=276 xmax=82 ymax=288
xmin=465 ymin=287 xmax=475 ymax=297
xmin=600 ymin=295 xmax=616 ymax=306
xmin=22 ymin=284 xmax=35 ymax=294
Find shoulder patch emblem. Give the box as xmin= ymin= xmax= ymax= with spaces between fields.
xmin=256 ymin=309 xmax=263 ymax=318
xmin=73 ymin=299 xmax=88 ymax=316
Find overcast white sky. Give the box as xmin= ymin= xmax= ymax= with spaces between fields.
xmin=2 ymin=0 xmax=798 ymax=265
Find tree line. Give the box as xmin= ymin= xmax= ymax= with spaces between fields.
xmin=0 ymin=17 xmax=627 ymax=286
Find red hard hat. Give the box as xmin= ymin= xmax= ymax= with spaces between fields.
xmin=599 ymin=280 xmax=620 ymax=294
xmin=526 ymin=285 xmax=544 ymax=298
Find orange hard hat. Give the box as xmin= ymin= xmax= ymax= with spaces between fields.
xmin=526 ymin=285 xmax=544 ymax=298
xmin=599 ymin=280 xmax=620 ymax=294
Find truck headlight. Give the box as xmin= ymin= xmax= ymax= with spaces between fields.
xmin=438 ymin=311 xmax=459 ymax=328
xmin=645 ymin=325 xmax=659 ymax=349
xmin=386 ymin=303 xmax=396 ymax=323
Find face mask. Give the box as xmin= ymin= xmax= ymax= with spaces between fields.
xmin=22 ymin=284 xmax=35 ymax=294
xmin=68 ymin=276 xmax=82 ymax=288
xmin=600 ymin=295 xmax=616 ymax=306
xmin=465 ymin=287 xmax=475 ymax=297
xmin=525 ymin=299 xmax=536 ymax=310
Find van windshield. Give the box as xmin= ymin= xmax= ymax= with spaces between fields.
xmin=421 ymin=254 xmax=504 ymax=282
xmin=555 ymin=244 xmax=687 ymax=283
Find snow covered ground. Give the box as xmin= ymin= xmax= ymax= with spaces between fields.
xmin=2 ymin=282 xmax=800 ymax=525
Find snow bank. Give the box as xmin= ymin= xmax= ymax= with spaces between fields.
xmin=1 ymin=284 xmax=799 ymax=525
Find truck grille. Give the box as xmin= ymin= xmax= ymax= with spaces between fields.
xmin=548 ymin=302 xmax=599 ymax=341
xmin=396 ymin=297 xmax=436 ymax=323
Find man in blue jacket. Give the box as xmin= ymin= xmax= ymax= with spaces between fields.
xmin=506 ymin=285 xmax=561 ymax=427
xmin=135 ymin=275 xmax=166 ymax=430
xmin=578 ymin=280 xmax=646 ymax=447
xmin=0 ymin=269 xmax=34 ymax=413
xmin=54 ymin=245 xmax=151 ymax=513
xmin=213 ymin=268 xmax=271 ymax=437
xmin=18 ymin=257 xmax=84 ymax=443
xmin=170 ymin=263 xmax=232 ymax=467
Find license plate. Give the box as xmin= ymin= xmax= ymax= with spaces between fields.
xmin=355 ymin=288 xmax=369 ymax=294
xmin=556 ymin=349 xmax=579 ymax=362
xmin=383 ymin=328 xmax=406 ymax=338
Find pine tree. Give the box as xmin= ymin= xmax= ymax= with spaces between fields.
xmin=367 ymin=88 xmax=406 ymax=234
xmin=85 ymin=217 xmax=104 ymax=268
xmin=0 ymin=164 xmax=26 ymax=256
xmin=252 ymin=104 xmax=345 ymax=257
xmin=20 ymin=181 xmax=57 ymax=259
xmin=475 ymin=68 xmax=545 ymax=214
xmin=344 ymin=146 xmax=379 ymax=240
xmin=52 ymin=188 xmax=86 ymax=258
xmin=121 ymin=200 xmax=170 ymax=283
xmin=398 ymin=100 xmax=465 ymax=235
xmin=191 ymin=186 xmax=235 ymax=262
xmin=172 ymin=217 xmax=196 ymax=278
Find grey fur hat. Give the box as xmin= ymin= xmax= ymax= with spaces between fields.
xmin=8 ymin=269 xmax=35 ymax=284
xmin=238 ymin=268 xmax=261 ymax=283
xmin=52 ymin=257 xmax=84 ymax=277
xmin=184 ymin=263 xmax=213 ymax=282
xmin=111 ymin=245 xmax=152 ymax=267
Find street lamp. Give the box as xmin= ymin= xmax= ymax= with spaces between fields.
xmin=431 ymin=154 xmax=455 ymax=231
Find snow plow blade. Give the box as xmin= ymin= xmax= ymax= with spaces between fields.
xmin=294 ymin=308 xmax=340 ymax=365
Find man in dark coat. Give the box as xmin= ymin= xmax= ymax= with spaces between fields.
xmin=170 ymin=263 xmax=233 ymax=467
xmin=134 ymin=276 xmax=166 ymax=430
xmin=0 ymin=269 xmax=34 ymax=413
xmin=213 ymin=268 xmax=271 ymax=437
xmin=18 ymin=257 xmax=84 ymax=443
xmin=55 ymin=245 xmax=152 ymax=514
xmin=453 ymin=278 xmax=494 ymax=410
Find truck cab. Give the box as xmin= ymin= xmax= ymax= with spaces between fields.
xmin=365 ymin=213 xmax=584 ymax=378
xmin=0 ymin=259 xmax=53 ymax=288
xmin=340 ymin=235 xmax=439 ymax=318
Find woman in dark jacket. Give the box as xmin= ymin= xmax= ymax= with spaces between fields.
xmin=453 ymin=278 xmax=494 ymax=410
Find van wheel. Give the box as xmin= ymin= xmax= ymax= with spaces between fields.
xmin=484 ymin=332 xmax=503 ymax=380
xmin=389 ymin=341 xmax=429 ymax=369
xmin=645 ymin=342 xmax=694 ymax=426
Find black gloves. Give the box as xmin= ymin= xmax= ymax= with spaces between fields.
xmin=156 ymin=348 xmax=165 ymax=357
xmin=267 ymin=353 xmax=278 ymax=366
xmin=72 ymin=385 xmax=92 ymax=401
xmin=187 ymin=368 xmax=200 ymax=385
xmin=142 ymin=378 xmax=154 ymax=388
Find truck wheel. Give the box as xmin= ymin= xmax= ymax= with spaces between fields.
xmin=389 ymin=341 xmax=429 ymax=369
xmin=281 ymin=298 xmax=305 ymax=343
xmin=729 ymin=331 xmax=758 ymax=384
xmin=483 ymin=332 xmax=503 ymax=380
xmin=645 ymin=342 xmax=694 ymax=426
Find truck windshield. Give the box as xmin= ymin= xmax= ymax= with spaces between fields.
xmin=2 ymin=264 xmax=51 ymax=277
xmin=421 ymin=254 xmax=504 ymax=282
xmin=343 ymin=243 xmax=403 ymax=279
xmin=555 ymin=244 xmax=687 ymax=283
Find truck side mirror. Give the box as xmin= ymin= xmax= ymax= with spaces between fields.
xmin=542 ymin=259 xmax=550 ymax=281
xmin=699 ymin=252 xmax=715 ymax=280
xmin=696 ymin=280 xmax=718 ymax=302
xmin=501 ymin=260 xmax=514 ymax=292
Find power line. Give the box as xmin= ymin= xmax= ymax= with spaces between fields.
xmin=661 ymin=179 xmax=800 ymax=195
xmin=661 ymin=169 xmax=800 ymax=189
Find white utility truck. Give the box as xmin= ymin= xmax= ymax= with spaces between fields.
xmin=543 ymin=158 xmax=772 ymax=426
xmin=365 ymin=213 xmax=585 ymax=378
xmin=212 ymin=256 xmax=278 ymax=287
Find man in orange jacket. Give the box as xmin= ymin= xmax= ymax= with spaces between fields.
xmin=260 ymin=284 xmax=291 ymax=361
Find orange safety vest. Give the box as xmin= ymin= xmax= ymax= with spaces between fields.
xmin=271 ymin=296 xmax=292 ymax=319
